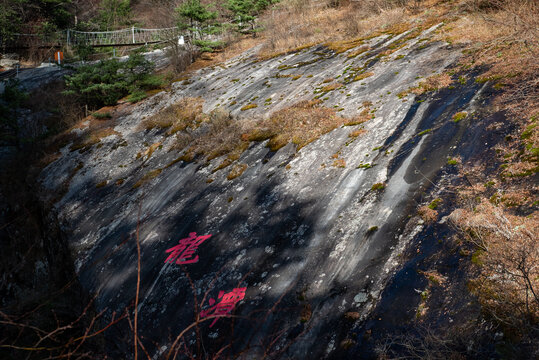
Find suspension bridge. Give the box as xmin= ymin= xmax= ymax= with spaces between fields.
xmin=2 ymin=26 xmax=186 ymax=49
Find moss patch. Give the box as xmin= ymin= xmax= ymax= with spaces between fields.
xmin=325 ymin=38 xmax=364 ymax=54
xmin=353 ymin=72 xmax=374 ymax=82
xmin=452 ymin=111 xmax=468 ymax=123
xmin=241 ymin=103 xmax=258 ymax=111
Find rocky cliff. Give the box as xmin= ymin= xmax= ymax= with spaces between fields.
xmin=37 ymin=24 xmax=508 ymax=358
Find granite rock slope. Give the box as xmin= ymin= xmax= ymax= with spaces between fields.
xmin=38 ymin=23 xmax=497 ymax=358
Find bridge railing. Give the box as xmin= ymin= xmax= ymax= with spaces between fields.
xmin=2 ymin=27 xmax=184 ymax=49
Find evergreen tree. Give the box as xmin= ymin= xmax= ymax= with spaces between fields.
xmin=0 ymin=0 xmax=27 ymax=46
xmin=63 ymin=50 xmax=162 ymax=107
xmin=226 ymin=0 xmax=272 ymax=33
xmin=1 ymin=0 xmax=72 ymax=41
xmin=98 ymin=0 xmax=131 ymax=30
xmin=35 ymin=0 xmax=73 ymax=29
xmin=176 ymin=0 xmax=217 ymax=38
xmin=0 ymin=79 xmax=29 ymax=146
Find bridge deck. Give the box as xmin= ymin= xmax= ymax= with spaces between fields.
xmin=2 ymin=27 xmax=185 ymax=49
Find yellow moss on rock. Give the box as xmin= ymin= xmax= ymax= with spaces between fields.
xmin=241 ymin=103 xmax=258 ymax=111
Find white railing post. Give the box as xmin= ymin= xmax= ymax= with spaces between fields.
xmin=132 ymin=26 xmax=135 ymax=44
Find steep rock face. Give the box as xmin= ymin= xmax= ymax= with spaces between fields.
xmin=39 ymin=24 xmax=496 ymax=357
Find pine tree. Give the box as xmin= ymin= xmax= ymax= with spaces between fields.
xmin=98 ymin=0 xmax=131 ymax=30
xmin=176 ymin=0 xmax=217 ymax=38
xmin=0 ymin=0 xmax=27 ymax=47
xmin=35 ymin=0 xmax=73 ymax=29
xmin=226 ymin=0 xmax=271 ymax=33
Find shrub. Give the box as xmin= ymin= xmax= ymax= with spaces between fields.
xmin=418 ymin=205 xmax=438 ymax=223
xmin=450 ymin=201 xmax=539 ymax=333
xmin=193 ymin=39 xmax=226 ymax=53
xmin=127 ymin=90 xmax=148 ymax=103
xmin=73 ymin=43 xmax=95 ymax=61
xmin=428 ymin=198 xmax=442 ymax=210
xmin=0 ymin=79 xmax=29 ymax=144
xmin=93 ymin=112 xmax=112 ymax=119
xmin=63 ymin=49 xmax=163 ymax=108
xmin=227 ymin=0 xmax=274 ymax=34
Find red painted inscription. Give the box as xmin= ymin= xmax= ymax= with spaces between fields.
xmin=164 ymin=232 xmax=212 ymax=265
xmin=200 ymin=287 xmax=247 ymax=327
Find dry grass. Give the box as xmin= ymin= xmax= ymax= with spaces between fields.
xmin=247 ymin=99 xmax=352 ymax=151
xmin=496 ymin=114 xmax=538 ymax=179
xmin=347 ymin=46 xmax=371 ymax=58
xmin=181 ymin=35 xmax=265 ymax=74
xmin=353 ymin=72 xmax=374 ymax=82
xmin=258 ymin=0 xmax=409 ymax=58
xmin=164 ymin=106 xmax=251 ymax=174
xmin=418 ymin=205 xmax=438 ymax=224
xmin=133 ymin=169 xmax=162 ymax=188
xmin=139 ymin=142 xmax=162 ymax=162
xmin=396 ymin=73 xmax=453 ymax=98
xmin=450 ymin=108 xmax=537 ymax=337
xmin=450 ymin=200 xmax=538 ymax=331
xmin=162 ymin=99 xmax=357 ymax=173
xmin=321 ymin=82 xmax=343 ymax=92
xmin=349 ymin=129 xmax=367 ymax=138
xmin=420 ymin=270 xmax=447 ymax=286
xmin=412 ymin=73 xmax=453 ymax=95
xmin=140 ymin=97 xmax=207 ymax=134
xmin=69 ymin=127 xmax=121 ymax=152
xmin=332 ymin=158 xmax=346 ymax=168
xmin=436 ymin=0 xmax=538 ymax=117
xmin=227 ymin=163 xmax=248 ymax=180
xmin=344 ymin=107 xmax=374 ymax=126
xmin=326 ymin=38 xmax=365 ymax=54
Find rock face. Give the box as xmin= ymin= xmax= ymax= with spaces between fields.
xmin=38 ymin=24 xmax=497 ymax=358
xmin=0 ymin=53 xmax=20 ymax=69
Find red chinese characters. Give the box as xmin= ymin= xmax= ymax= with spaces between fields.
xmin=200 ymin=287 xmax=247 ymax=327
xmin=164 ymin=232 xmax=212 ymax=265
